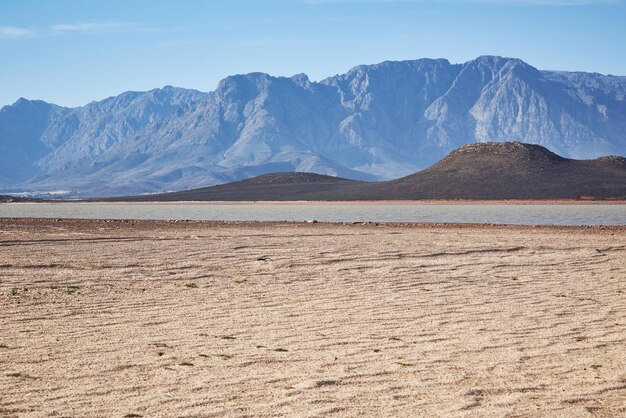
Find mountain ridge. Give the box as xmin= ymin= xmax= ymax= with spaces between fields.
xmin=2 ymin=56 xmax=625 ymax=197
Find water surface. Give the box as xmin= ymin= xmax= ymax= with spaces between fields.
xmin=1 ymin=203 xmax=624 ymax=225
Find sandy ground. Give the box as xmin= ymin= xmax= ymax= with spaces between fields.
xmin=0 ymin=218 xmax=624 ymax=417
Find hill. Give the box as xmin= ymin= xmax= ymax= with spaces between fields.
xmin=113 ymin=172 xmax=363 ymax=202
xmin=112 ymin=142 xmax=626 ymax=201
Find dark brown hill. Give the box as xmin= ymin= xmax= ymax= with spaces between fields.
xmin=110 ymin=142 xmax=626 ymax=201
xmin=111 ymin=172 xmax=364 ymax=202
xmin=365 ymin=142 xmax=626 ymax=199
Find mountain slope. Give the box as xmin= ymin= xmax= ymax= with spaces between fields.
xmin=1 ymin=56 xmax=625 ymax=197
xmin=0 ymin=99 xmax=69 ymax=185
xmin=113 ymin=142 xmax=626 ymax=201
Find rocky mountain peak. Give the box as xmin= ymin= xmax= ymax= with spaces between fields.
xmin=449 ymin=141 xmax=564 ymax=160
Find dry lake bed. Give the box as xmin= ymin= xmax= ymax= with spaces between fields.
xmin=1 ymin=218 xmax=625 ymax=417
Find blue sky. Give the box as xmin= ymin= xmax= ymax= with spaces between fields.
xmin=1 ymin=0 xmax=625 ymax=107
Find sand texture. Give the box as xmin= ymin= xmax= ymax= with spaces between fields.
xmin=0 ymin=218 xmax=625 ymax=417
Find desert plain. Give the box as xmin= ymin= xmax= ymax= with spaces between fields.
xmin=0 ymin=217 xmax=625 ymax=417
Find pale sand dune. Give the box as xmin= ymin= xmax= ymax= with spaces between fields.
xmin=0 ymin=218 xmax=624 ymax=417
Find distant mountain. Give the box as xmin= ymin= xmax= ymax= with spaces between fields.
xmin=111 ymin=142 xmax=626 ymax=201
xmin=1 ymin=56 xmax=626 ymax=197
xmin=0 ymin=195 xmax=42 ymax=203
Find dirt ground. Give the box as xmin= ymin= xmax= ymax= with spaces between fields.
xmin=0 ymin=218 xmax=624 ymax=417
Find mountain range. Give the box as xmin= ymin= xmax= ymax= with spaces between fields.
xmin=1 ymin=55 xmax=625 ymax=197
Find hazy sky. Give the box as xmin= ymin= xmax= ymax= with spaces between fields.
xmin=1 ymin=0 xmax=625 ymax=107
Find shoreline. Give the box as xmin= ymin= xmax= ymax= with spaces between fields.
xmin=3 ymin=199 xmax=626 ymax=205
xmin=1 ymin=217 xmax=624 ymax=232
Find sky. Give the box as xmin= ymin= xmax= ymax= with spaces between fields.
xmin=1 ymin=0 xmax=625 ymax=108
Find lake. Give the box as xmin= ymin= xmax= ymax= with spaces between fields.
xmin=0 ymin=202 xmax=624 ymax=225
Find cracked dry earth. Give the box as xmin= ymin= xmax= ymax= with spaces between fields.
xmin=0 ymin=218 xmax=625 ymax=417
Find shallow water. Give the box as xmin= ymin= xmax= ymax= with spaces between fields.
xmin=1 ymin=202 xmax=625 ymax=225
